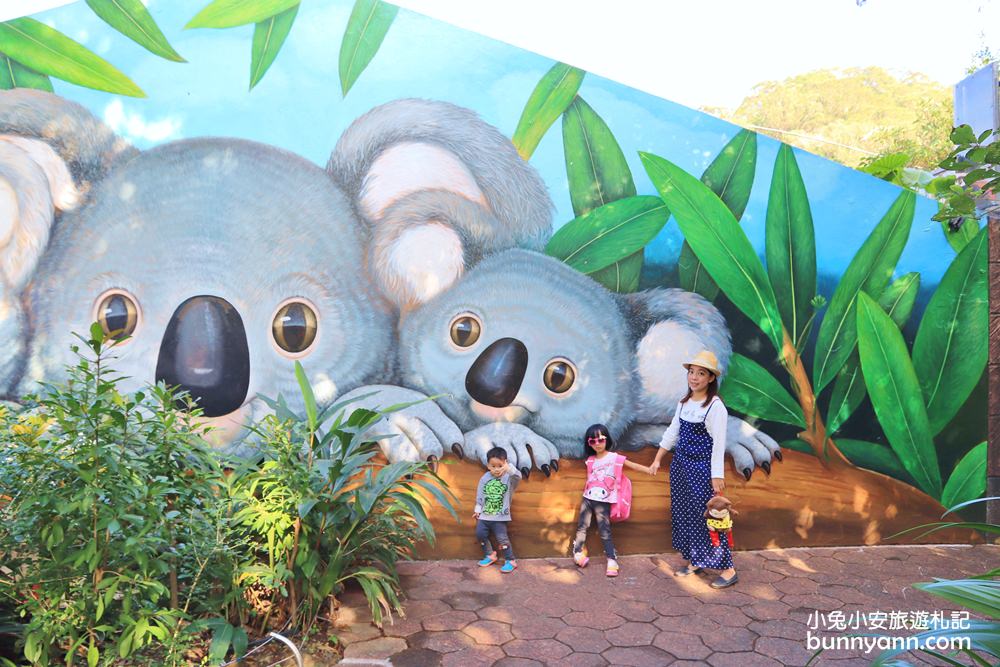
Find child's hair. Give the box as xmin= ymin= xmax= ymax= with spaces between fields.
xmin=582 ymin=423 xmax=616 ymax=457
xmin=680 ymin=367 xmax=719 ymax=407
xmin=485 ymin=446 xmax=507 ymax=462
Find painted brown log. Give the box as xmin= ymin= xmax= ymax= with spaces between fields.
xmin=415 ymin=448 xmax=981 ymax=559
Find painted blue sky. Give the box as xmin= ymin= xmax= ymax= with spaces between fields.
xmin=32 ymin=0 xmax=952 ymax=284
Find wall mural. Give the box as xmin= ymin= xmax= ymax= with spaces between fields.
xmin=0 ymin=0 xmax=987 ymax=557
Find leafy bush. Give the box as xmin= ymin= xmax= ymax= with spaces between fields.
xmin=0 ymin=327 xmax=456 ymax=665
xmin=0 ymin=324 xmax=230 ymax=666
xmin=226 ymin=362 xmax=457 ymax=642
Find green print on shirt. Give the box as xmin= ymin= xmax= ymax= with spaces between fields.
xmin=483 ymin=478 xmax=507 ymax=515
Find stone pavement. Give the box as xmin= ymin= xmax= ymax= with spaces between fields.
xmin=334 ymin=544 xmax=999 ymax=666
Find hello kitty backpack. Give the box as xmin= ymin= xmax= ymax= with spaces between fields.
xmin=584 ymin=454 xmax=632 ymax=523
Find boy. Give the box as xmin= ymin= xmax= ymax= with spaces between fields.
xmin=473 ymin=446 xmax=521 ymax=573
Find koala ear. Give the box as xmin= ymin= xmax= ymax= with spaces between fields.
xmin=618 ymin=288 xmax=733 ymax=424
xmin=0 ymin=89 xmax=134 ymax=290
xmin=329 ymin=99 xmax=553 ymax=308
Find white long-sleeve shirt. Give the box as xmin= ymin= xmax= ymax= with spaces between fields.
xmin=658 ymin=397 xmax=728 ymax=479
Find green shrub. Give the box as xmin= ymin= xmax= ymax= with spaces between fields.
xmin=0 ymin=327 xmax=456 ymax=665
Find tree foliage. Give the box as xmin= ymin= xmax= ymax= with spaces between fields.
xmin=706 ymin=67 xmax=953 ymax=170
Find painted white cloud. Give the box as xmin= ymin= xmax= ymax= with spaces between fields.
xmin=103 ymin=100 xmax=182 ymax=144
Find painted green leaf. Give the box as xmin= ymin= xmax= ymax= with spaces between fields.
xmin=186 ymin=0 xmax=300 ymax=29
xmin=856 ymin=292 xmax=941 ymax=498
xmin=0 ymin=18 xmax=144 ymax=97
xmin=545 ymin=195 xmax=669 ymax=274
xmin=0 ymin=54 xmax=52 ymax=91
xmin=250 ymin=3 xmax=298 ymax=89
xmin=86 ymin=0 xmax=184 ymax=62
xmin=719 ymin=354 xmax=804 ymax=427
xmin=589 ymin=250 xmax=642 ymax=293
xmin=765 ymin=144 xmax=816 ymax=342
xmin=827 ymin=272 xmax=920 ymax=434
xmin=813 ymin=191 xmax=915 ymax=392
xmin=913 ymin=225 xmax=988 ymax=435
xmin=561 ymin=96 xmax=638 ymax=289
xmin=338 ymin=0 xmax=397 ymax=96
xmin=941 ymin=442 xmax=987 ymax=510
xmin=941 ymin=219 xmax=981 ymax=254
xmin=641 ymin=151 xmax=784 ymax=353
xmin=679 ymin=129 xmax=757 ymax=302
xmin=562 ymin=96 xmax=635 ymax=216
xmin=512 ymin=62 xmax=585 ymax=160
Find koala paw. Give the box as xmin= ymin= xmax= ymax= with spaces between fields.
xmin=337 ymin=385 xmax=464 ymax=468
xmin=462 ymin=422 xmax=561 ymax=479
xmin=725 ymin=416 xmax=782 ymax=481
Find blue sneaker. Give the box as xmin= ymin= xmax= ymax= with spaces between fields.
xmin=477 ymin=552 xmax=497 ymax=567
xmin=500 ymin=560 xmax=517 ymax=573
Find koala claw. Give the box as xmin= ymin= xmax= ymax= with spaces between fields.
xmin=462 ymin=422 xmax=561 ymax=474
xmin=336 ymin=385 xmax=464 ymax=464
xmin=540 ymin=464 xmax=551 ymax=477
xmin=452 ymin=443 xmax=465 ymax=459
xmin=550 ymin=459 xmax=559 ymax=472
xmin=725 ymin=416 xmax=782 ymax=478
xmin=774 ymin=450 xmax=783 ymax=462
xmin=427 ymin=455 xmax=439 ymax=473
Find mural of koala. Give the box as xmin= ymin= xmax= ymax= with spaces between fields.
xmin=327 ymin=98 xmax=780 ymax=479
xmin=0 ymin=90 xmax=394 ymax=456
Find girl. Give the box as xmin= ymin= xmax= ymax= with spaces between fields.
xmin=572 ymin=423 xmax=652 ymax=577
xmin=649 ymin=350 xmax=738 ymax=589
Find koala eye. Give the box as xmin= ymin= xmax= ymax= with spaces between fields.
xmin=272 ymin=299 xmax=318 ymax=355
xmin=543 ymin=358 xmax=576 ymax=394
xmin=94 ymin=290 xmax=139 ymax=341
xmin=449 ymin=313 xmax=482 ymax=348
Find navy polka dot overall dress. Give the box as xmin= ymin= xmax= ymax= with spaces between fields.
xmin=669 ymin=399 xmax=733 ymax=570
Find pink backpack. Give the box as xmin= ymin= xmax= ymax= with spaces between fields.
xmin=585 ymin=454 xmax=632 ymax=522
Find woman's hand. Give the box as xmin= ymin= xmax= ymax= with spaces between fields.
xmin=711 ymin=477 xmax=726 ymax=494
xmin=648 ymin=461 xmax=659 ymax=476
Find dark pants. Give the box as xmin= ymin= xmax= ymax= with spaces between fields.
xmin=572 ymin=498 xmax=617 ymax=559
xmin=476 ymin=519 xmax=515 ymax=560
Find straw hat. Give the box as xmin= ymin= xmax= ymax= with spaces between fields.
xmin=683 ymin=350 xmax=721 ymax=376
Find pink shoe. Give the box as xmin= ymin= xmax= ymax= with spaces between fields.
xmin=573 ymin=551 xmax=589 ymax=568
xmin=606 ymin=559 xmax=619 ymax=577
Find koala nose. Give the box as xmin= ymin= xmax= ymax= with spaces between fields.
xmin=465 ymin=337 xmax=528 ymax=408
xmin=155 ymin=295 xmax=251 ymax=417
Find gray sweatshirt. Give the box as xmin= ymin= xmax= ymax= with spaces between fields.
xmin=473 ymin=467 xmax=522 ymax=521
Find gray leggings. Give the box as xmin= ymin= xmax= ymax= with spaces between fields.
xmin=572 ymin=498 xmax=617 ymax=559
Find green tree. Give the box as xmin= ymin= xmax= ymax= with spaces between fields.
xmin=705 ymin=67 xmax=953 ymax=170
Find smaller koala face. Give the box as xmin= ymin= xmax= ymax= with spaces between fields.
xmin=398 ymin=250 xmax=634 ymax=456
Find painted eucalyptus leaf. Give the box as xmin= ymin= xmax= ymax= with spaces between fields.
xmin=338 ymin=0 xmax=397 ymax=96
xmin=186 ymin=0 xmax=300 ymax=29
xmin=813 ymin=191 xmax=915 ymax=392
xmin=913 ymin=226 xmax=988 ymax=435
xmin=512 ymin=62 xmax=584 ymax=160
xmin=641 ymin=151 xmax=783 ymax=353
xmin=719 ymin=354 xmax=804 ymax=427
xmin=250 ymin=3 xmax=298 ymax=89
xmin=679 ymin=129 xmax=757 ymax=302
xmin=0 ymin=54 xmax=52 ymax=91
xmin=86 ymin=0 xmax=184 ymax=62
xmin=856 ymin=292 xmax=941 ymax=498
xmin=765 ymin=144 xmax=816 ymax=342
xmin=0 ymin=17 xmax=144 ymax=96
xmin=941 ymin=442 xmax=987 ymax=510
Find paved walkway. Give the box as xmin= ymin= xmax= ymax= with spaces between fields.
xmin=333 ymin=544 xmax=999 ymax=666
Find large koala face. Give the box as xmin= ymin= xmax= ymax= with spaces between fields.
xmin=398 ymin=249 xmax=634 ymax=449
xmin=20 ymin=138 xmax=392 ymax=454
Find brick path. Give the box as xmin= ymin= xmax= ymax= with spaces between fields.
xmin=333 ymin=544 xmax=999 ymax=666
